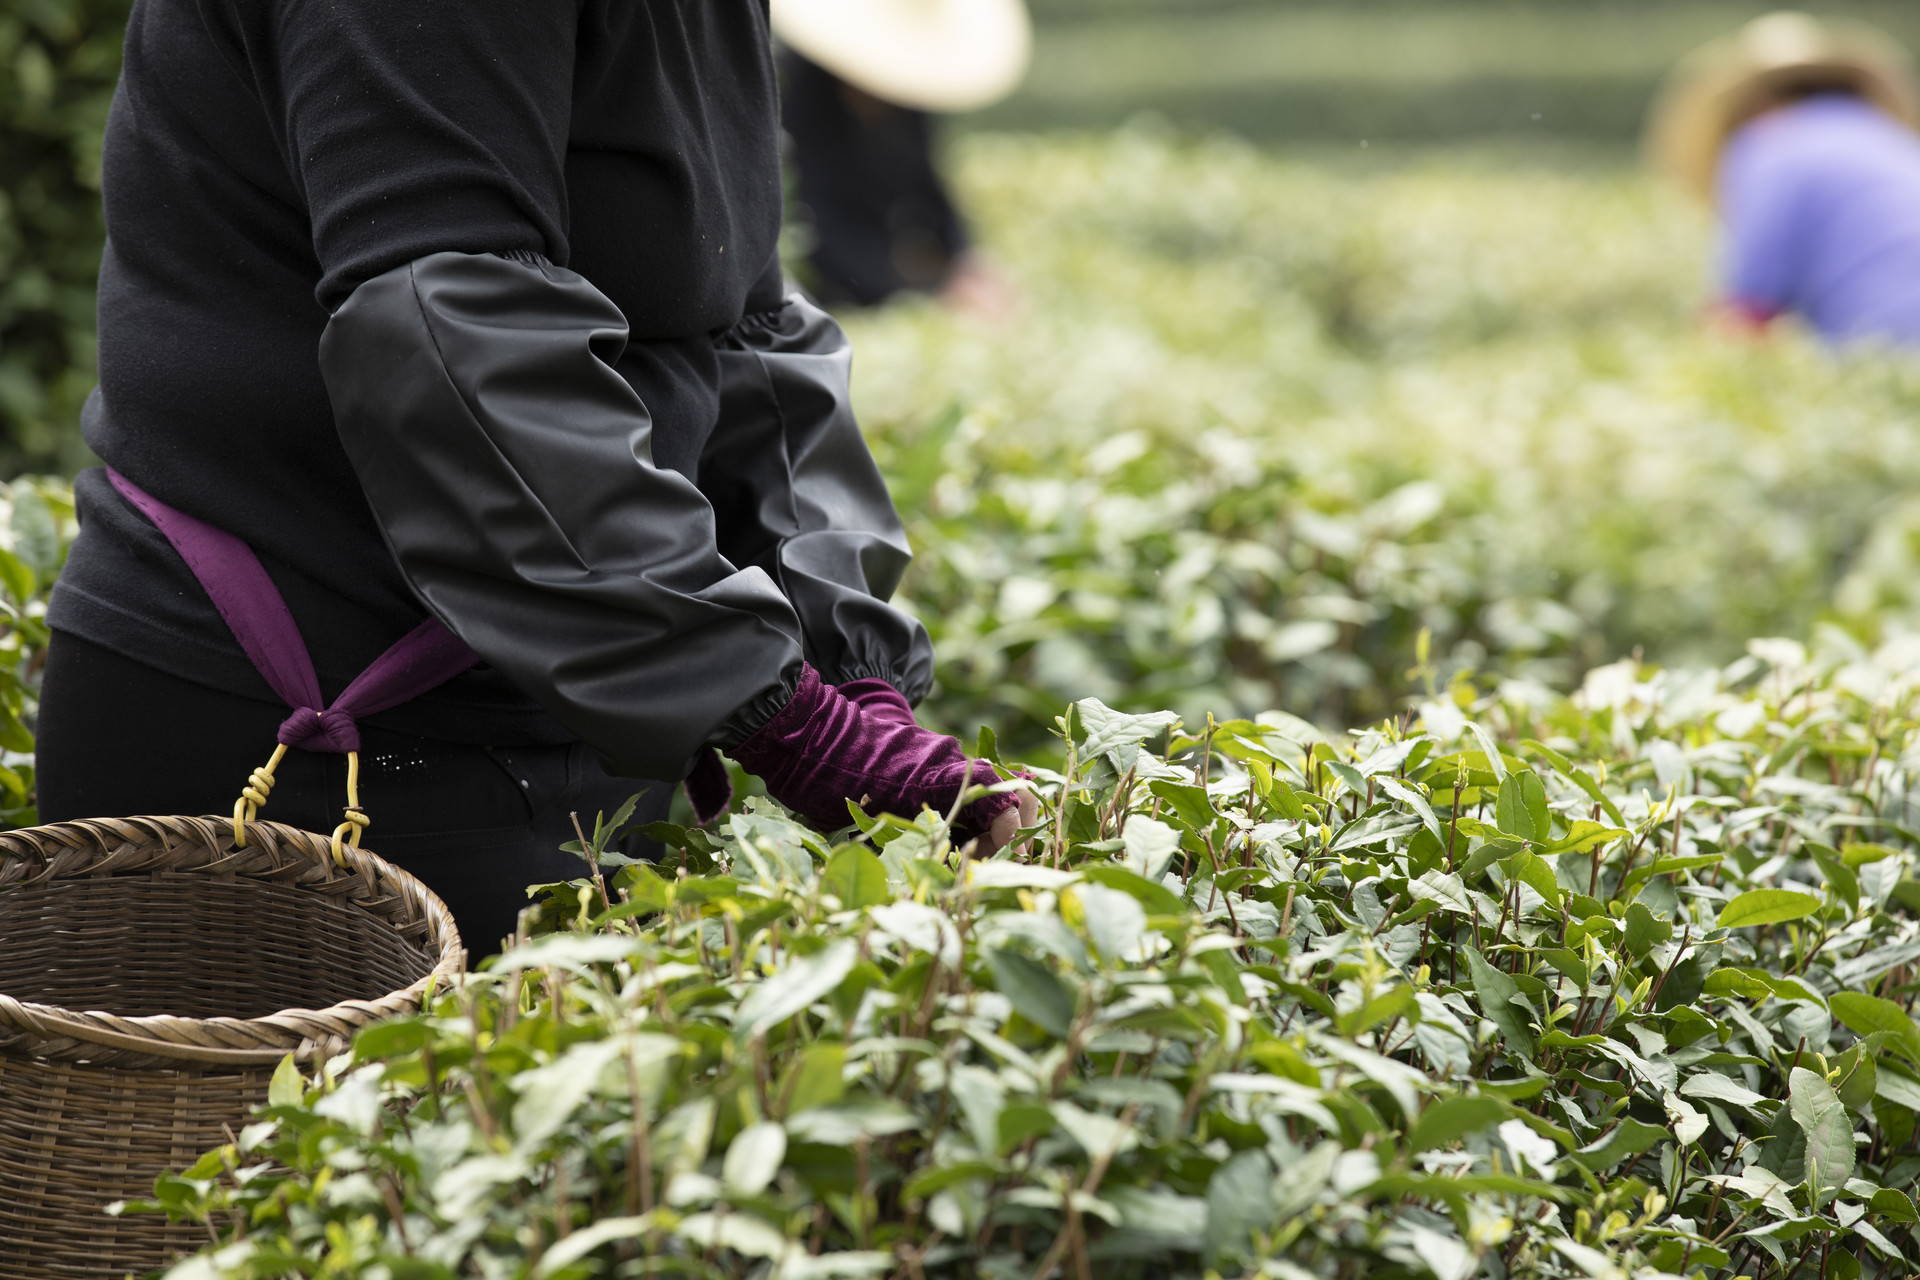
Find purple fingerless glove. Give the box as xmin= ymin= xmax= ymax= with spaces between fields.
xmin=733 ymin=665 xmax=1017 ymax=839
xmin=835 ymin=676 xmax=918 ymax=727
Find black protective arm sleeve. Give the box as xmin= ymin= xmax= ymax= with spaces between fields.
xmin=705 ymin=289 xmax=936 ymax=703
xmin=318 ymin=251 xmax=805 ymax=779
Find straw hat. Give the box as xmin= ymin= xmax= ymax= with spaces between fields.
xmin=770 ymin=0 xmax=1032 ymax=113
xmin=1646 ymin=11 xmax=1920 ymax=203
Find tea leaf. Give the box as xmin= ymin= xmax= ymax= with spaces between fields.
xmin=1789 ymin=1067 xmax=1855 ymax=1200
xmin=987 ymin=949 xmax=1074 ymax=1038
xmin=733 ymin=940 xmax=858 ymax=1042
xmin=722 ymin=1122 xmax=787 ymax=1197
xmin=1718 ymin=889 xmax=1823 ymax=929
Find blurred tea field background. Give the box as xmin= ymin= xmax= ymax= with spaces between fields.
xmin=858 ymin=130 xmax=1920 ymax=757
xmin=8 ymin=0 xmax=1920 ymax=758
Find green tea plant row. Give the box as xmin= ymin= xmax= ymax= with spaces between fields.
xmin=141 ymin=629 xmax=1920 ymax=1279
xmin=849 ymin=131 xmax=1920 ymax=755
xmin=15 ymin=131 xmax=1920 ymax=764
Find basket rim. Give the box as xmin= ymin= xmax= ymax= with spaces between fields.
xmin=0 ymin=814 xmax=465 ymax=1065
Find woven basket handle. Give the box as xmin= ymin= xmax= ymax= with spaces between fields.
xmin=0 ymin=992 xmax=332 ymax=1066
xmin=0 ymin=815 xmax=465 ymax=1067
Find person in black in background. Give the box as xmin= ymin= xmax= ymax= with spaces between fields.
xmin=771 ymin=0 xmax=1030 ymax=313
xmin=781 ymin=52 xmax=971 ymax=308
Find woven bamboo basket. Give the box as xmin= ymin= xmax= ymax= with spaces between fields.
xmin=0 ymin=814 xmax=464 ymax=1277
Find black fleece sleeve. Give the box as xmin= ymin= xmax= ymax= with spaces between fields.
xmin=706 ymin=278 xmax=936 ymax=703
xmin=320 ymin=252 xmax=805 ymax=778
xmin=269 ymin=0 xmax=577 ymax=308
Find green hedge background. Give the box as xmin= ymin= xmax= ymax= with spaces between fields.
xmin=986 ymin=1 xmax=1920 ymax=142
xmin=0 ymin=0 xmax=125 ymax=476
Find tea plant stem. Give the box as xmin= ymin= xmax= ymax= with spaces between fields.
xmin=626 ymin=1045 xmax=655 ymax=1219
xmin=890 ymin=1230 xmax=943 ymax=1280
xmin=1616 ymin=813 xmax=1657 ymax=901
xmin=1050 ymin=1003 xmax=1095 ymax=1096
xmin=1100 ymin=765 xmax=1136 ymax=841
xmin=421 ymin=1039 xmax=442 ymax=1121
xmin=1051 ymin=743 xmax=1077 ymax=869
xmin=1792 ymin=921 xmax=1831 ymax=975
xmin=855 ymin=1136 xmax=873 ymax=1249
xmin=458 ymin=987 xmax=500 ymax=1142
xmin=1210 ymin=840 xmax=1244 ymax=941
xmin=463 ymin=1075 xmax=497 ymax=1143
xmin=1492 ymin=877 xmax=1517 ymax=970
xmin=754 ymin=1036 xmax=776 ymax=1116
xmin=1647 ymin=925 xmax=1692 ymax=1007
xmin=381 ymin=1175 xmax=415 ymax=1253
xmin=1445 ymin=781 xmax=1462 ymax=871
xmin=1577 ymin=955 xmax=1629 ymax=1039
xmin=1180 ymin=1047 xmax=1225 ymax=1131
xmin=907 ymin=957 xmax=944 ymax=1049
xmin=570 ymin=811 xmax=618 ymax=921
xmin=1027 ymin=1104 xmax=1140 ymax=1280
xmin=551 ymin=1157 xmax=571 ymax=1240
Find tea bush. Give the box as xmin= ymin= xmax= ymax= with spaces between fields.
xmin=0 ymin=474 xmax=73 ymax=823
xmin=851 ymin=131 xmax=1920 ymax=757
xmin=141 ymin=631 xmax=1920 ymax=1278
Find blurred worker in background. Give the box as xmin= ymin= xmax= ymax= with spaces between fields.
xmin=1643 ymin=11 xmax=1912 ymax=351
xmin=1646 ymin=11 xmax=1920 ymax=348
xmin=771 ymin=0 xmax=1029 ymax=315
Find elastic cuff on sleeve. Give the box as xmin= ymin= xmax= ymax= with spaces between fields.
xmin=828 ymin=663 xmax=923 ymax=705
xmin=712 ymin=658 xmax=808 ymax=750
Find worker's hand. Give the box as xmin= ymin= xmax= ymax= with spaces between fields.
xmin=940 ymin=251 xmax=1020 ymax=325
xmin=734 ymin=665 xmax=1027 ymax=853
xmin=834 ymin=676 xmax=1037 ymax=855
xmin=985 ymin=785 xmax=1040 ymax=856
xmin=1706 ymin=297 xmax=1781 ymax=338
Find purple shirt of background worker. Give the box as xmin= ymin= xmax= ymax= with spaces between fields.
xmin=1717 ymin=94 xmax=1920 ymax=345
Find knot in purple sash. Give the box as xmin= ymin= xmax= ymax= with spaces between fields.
xmin=106 ymin=468 xmax=481 ymax=754
xmin=278 ymin=705 xmax=364 ymax=754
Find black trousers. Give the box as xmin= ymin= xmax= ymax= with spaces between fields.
xmin=34 ymin=631 xmax=671 ymax=958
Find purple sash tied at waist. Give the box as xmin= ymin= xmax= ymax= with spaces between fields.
xmin=105 ymin=468 xmax=481 ymax=754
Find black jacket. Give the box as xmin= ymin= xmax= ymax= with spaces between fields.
xmin=52 ymin=0 xmax=931 ymax=779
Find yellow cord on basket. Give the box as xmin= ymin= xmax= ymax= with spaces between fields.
xmin=232 ymin=743 xmax=287 ymax=849
xmin=329 ymin=749 xmax=370 ymax=867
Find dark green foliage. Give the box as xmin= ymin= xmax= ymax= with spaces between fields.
xmin=0 ymin=0 xmax=123 ymax=474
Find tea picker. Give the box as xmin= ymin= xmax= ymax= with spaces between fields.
xmin=34 ymin=0 xmax=1032 ymax=958
xmin=1647 ymin=11 xmax=1920 ymax=346
xmin=1 ymin=3 xmax=1030 ymax=1272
